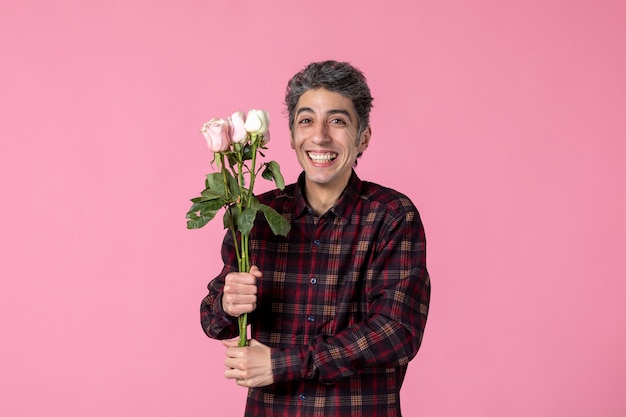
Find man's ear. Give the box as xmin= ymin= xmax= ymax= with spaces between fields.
xmin=358 ymin=126 xmax=372 ymax=152
xmin=290 ymin=130 xmax=295 ymax=149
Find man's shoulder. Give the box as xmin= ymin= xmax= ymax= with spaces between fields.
xmin=359 ymin=180 xmax=414 ymax=205
xmin=359 ymin=180 xmax=419 ymax=216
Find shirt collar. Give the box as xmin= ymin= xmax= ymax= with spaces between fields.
xmin=293 ymin=170 xmax=363 ymax=222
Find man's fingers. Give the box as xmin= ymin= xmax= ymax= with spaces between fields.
xmin=224 ymin=283 xmax=257 ymax=296
xmin=222 ymin=339 xmax=273 ymax=388
xmin=225 ymin=274 xmax=250 ymax=285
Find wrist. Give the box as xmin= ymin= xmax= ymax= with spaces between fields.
xmin=271 ymin=345 xmax=304 ymax=383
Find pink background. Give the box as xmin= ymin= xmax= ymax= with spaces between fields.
xmin=1 ymin=1 xmax=625 ymax=416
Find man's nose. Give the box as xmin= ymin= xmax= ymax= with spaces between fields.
xmin=312 ymin=123 xmax=330 ymax=144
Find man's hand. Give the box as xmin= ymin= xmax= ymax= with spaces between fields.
xmin=223 ymin=338 xmax=274 ymax=388
xmin=222 ymin=265 xmax=261 ymax=317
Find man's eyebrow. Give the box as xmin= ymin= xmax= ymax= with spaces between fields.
xmin=326 ymin=109 xmax=353 ymax=121
xmin=295 ymin=107 xmax=314 ymax=117
xmin=295 ymin=107 xmax=353 ymax=121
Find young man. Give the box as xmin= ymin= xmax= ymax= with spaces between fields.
xmin=201 ymin=60 xmax=430 ymax=416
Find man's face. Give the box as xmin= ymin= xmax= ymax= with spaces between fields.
xmin=291 ymin=88 xmax=370 ymax=196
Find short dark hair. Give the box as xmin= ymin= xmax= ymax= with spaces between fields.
xmin=285 ymin=60 xmax=374 ymax=138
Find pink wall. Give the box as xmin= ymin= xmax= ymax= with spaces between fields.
xmin=1 ymin=1 xmax=625 ymax=416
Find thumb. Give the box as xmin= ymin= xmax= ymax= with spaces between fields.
xmin=221 ymin=338 xmax=239 ymax=348
xmin=248 ymin=339 xmax=267 ymax=348
xmin=249 ymin=265 xmax=263 ymax=278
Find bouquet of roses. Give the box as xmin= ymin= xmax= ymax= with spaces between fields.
xmin=186 ymin=109 xmax=290 ymax=347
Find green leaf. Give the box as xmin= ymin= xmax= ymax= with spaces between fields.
xmin=185 ymin=199 xmax=225 ymax=229
xmin=186 ymin=214 xmax=215 ymax=229
xmin=241 ymin=143 xmax=254 ymax=161
xmin=260 ymin=204 xmax=291 ymax=236
xmin=237 ymin=207 xmax=258 ymax=236
xmin=205 ymin=170 xmax=239 ymax=203
xmin=186 ymin=206 xmax=219 ymax=229
xmin=261 ymin=161 xmax=286 ymax=189
xmin=223 ymin=204 xmax=240 ymax=230
xmin=189 ymin=188 xmax=222 ymax=203
xmin=206 ymin=172 xmax=228 ymax=195
xmin=226 ymin=172 xmax=240 ymax=200
xmin=201 ymin=188 xmax=222 ymax=200
xmin=187 ymin=199 xmax=223 ymax=215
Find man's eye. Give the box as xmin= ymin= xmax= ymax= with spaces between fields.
xmin=298 ymin=118 xmax=311 ymax=124
xmin=330 ymin=118 xmax=346 ymax=124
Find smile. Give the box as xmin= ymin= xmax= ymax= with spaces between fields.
xmin=307 ymin=151 xmax=337 ymax=162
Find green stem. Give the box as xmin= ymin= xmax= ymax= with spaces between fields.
xmin=221 ymin=152 xmax=248 ymax=346
xmin=227 ymin=209 xmax=241 ymax=270
xmin=220 ymin=154 xmax=230 ymax=200
xmin=233 ymin=136 xmax=262 ymax=348
xmin=238 ymin=314 xmax=247 ymax=347
xmin=220 ymin=155 xmax=241 ymax=269
xmin=247 ymin=135 xmax=259 ymax=204
xmin=237 ymin=151 xmax=249 ymax=347
xmin=238 ymin=233 xmax=250 ymax=347
xmin=238 ymin=156 xmax=245 ymax=203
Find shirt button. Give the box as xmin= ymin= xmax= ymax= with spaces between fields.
xmin=313 ymin=239 xmax=320 ymax=246
xmin=299 ymin=394 xmax=306 ymax=401
xmin=310 ymin=277 xmax=317 ymax=284
xmin=307 ymin=315 xmax=315 ymax=322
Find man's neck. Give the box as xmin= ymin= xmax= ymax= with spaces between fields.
xmin=304 ymin=180 xmax=347 ymax=216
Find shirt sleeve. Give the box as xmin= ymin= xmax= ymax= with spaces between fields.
xmin=271 ymin=204 xmax=430 ymax=384
xmin=200 ymin=232 xmax=240 ymax=340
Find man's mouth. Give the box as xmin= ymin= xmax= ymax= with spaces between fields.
xmin=307 ymin=151 xmax=337 ymax=162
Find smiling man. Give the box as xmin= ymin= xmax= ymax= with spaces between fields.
xmin=290 ymin=87 xmax=370 ymax=215
xmin=201 ymin=60 xmax=430 ymax=417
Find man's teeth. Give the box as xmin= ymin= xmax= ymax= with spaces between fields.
xmin=307 ymin=152 xmax=337 ymax=162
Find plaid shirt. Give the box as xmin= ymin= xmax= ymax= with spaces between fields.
xmin=201 ymin=171 xmax=430 ymax=417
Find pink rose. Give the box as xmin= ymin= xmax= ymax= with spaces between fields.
xmin=200 ymin=118 xmax=232 ymax=153
xmin=229 ymin=111 xmax=248 ymax=143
